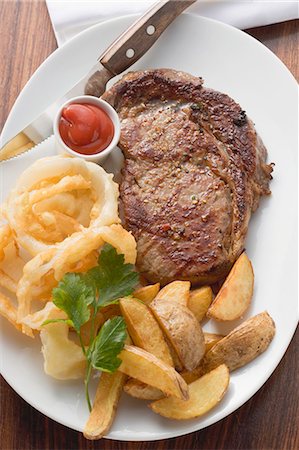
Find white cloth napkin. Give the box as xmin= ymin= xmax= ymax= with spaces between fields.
xmin=46 ymin=0 xmax=298 ymax=46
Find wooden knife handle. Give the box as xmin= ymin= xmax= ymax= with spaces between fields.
xmin=100 ymin=0 xmax=196 ymax=75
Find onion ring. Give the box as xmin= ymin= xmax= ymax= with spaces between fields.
xmin=17 ymin=224 xmax=136 ymax=333
xmin=5 ymin=156 xmax=119 ymax=255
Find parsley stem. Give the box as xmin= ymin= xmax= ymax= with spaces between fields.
xmin=83 ymin=304 xmax=98 ymax=412
xmin=79 ymin=333 xmax=87 ymax=357
xmin=85 ymin=362 xmax=92 ymax=412
xmin=89 ymin=304 xmax=98 ymax=344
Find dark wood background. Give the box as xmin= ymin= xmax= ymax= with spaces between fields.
xmin=0 ymin=2 xmax=298 ymax=449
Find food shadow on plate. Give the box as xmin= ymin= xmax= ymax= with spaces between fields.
xmin=102 ymin=146 xmax=124 ymax=183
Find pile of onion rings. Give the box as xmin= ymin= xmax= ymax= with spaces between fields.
xmin=0 ymin=155 xmax=136 ymax=338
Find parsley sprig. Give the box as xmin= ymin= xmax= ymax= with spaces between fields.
xmin=43 ymin=244 xmax=139 ymax=410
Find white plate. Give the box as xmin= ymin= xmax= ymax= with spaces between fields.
xmin=0 ymin=14 xmax=298 ymax=441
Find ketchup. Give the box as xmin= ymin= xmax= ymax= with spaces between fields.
xmin=59 ymin=103 xmax=114 ymax=155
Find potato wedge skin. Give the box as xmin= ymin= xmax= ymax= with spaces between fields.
xmin=155 ymin=281 xmax=190 ymax=306
xmin=207 ymin=252 xmax=254 ymax=321
xmin=180 ymin=333 xmax=224 ymax=384
xmin=204 ymin=333 xmax=225 ymax=352
xmin=119 ymin=297 xmax=173 ymax=366
xmin=203 ymin=311 xmax=275 ymax=372
xmin=124 ymin=379 xmax=164 ymax=400
xmin=118 ymin=345 xmax=188 ymax=400
xmin=133 ymin=283 xmax=160 ymax=304
xmin=150 ymin=299 xmax=205 ymax=371
xmin=188 ymin=286 xmax=213 ymax=321
xmin=84 ymin=371 xmax=126 ymax=440
xmin=150 ymin=364 xmax=229 ymax=419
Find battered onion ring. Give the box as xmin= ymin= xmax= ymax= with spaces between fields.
xmin=0 ymin=292 xmax=21 ymax=332
xmin=0 ymin=223 xmax=23 ymax=332
xmin=2 ymin=156 xmax=137 ymax=338
xmin=0 ymin=223 xmax=13 ymax=261
xmin=17 ymin=224 xmax=137 ymax=333
xmin=5 ymin=156 xmax=120 ymax=255
xmin=22 ymin=301 xmax=67 ymax=331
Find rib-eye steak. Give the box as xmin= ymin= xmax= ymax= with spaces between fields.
xmin=103 ymin=69 xmax=273 ymax=285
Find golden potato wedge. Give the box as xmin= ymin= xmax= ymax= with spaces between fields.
xmin=204 ymin=333 xmax=225 ymax=352
xmin=181 ymin=366 xmax=204 ymax=384
xmin=150 ymin=299 xmax=205 ymax=371
xmin=207 ymin=252 xmax=254 ymax=321
xmin=180 ymin=334 xmax=223 ymax=384
xmin=124 ymin=379 xmax=164 ymax=400
xmin=119 ymin=296 xmax=173 ymax=366
xmin=84 ymin=371 xmax=126 ymax=440
xmin=118 ymin=345 xmax=188 ymax=400
xmin=166 ymin=338 xmax=184 ymax=372
xmin=203 ymin=312 xmax=275 ymax=373
xmin=133 ymin=283 xmax=160 ymax=304
xmin=101 ymin=304 xmax=121 ymax=321
xmin=180 ymin=333 xmax=224 ymax=384
xmin=150 ymin=364 xmax=229 ymax=419
xmin=188 ymin=286 xmax=213 ymax=321
xmin=154 ymin=280 xmax=190 ymax=306
xmin=119 ymin=308 xmax=166 ymax=402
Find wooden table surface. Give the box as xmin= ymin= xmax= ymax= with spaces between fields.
xmin=0 ymin=2 xmax=298 ymax=449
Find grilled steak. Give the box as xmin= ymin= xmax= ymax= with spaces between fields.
xmin=103 ymin=69 xmax=273 ymax=285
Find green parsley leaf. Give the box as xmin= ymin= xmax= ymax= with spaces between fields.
xmin=52 ymin=273 xmax=95 ymax=333
xmin=89 ymin=316 xmax=127 ymax=372
xmin=87 ymin=244 xmax=139 ymax=307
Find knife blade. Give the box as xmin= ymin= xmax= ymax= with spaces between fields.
xmin=0 ymin=0 xmax=196 ymax=162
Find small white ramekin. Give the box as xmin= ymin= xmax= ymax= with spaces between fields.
xmin=53 ymin=95 xmax=120 ymax=164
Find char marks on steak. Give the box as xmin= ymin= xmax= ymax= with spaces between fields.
xmin=103 ymin=69 xmax=273 ymax=285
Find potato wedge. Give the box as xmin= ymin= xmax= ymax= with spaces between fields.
xmin=133 ymin=283 xmax=160 ymax=304
xmin=84 ymin=371 xmax=126 ymax=440
xmin=119 ymin=297 xmax=172 ymax=399
xmin=203 ymin=311 xmax=275 ymax=373
xmin=101 ymin=304 xmax=121 ymax=321
xmin=119 ymin=296 xmax=173 ymax=366
xmin=124 ymin=379 xmax=164 ymax=400
xmin=207 ymin=252 xmax=254 ymax=321
xmin=150 ymin=364 xmax=229 ymax=419
xmin=180 ymin=334 xmax=225 ymax=385
xmin=188 ymin=286 xmax=213 ymax=321
xmin=154 ymin=280 xmax=190 ymax=306
xmin=181 ymin=366 xmax=204 ymax=384
xmin=150 ymin=299 xmax=205 ymax=371
xmin=166 ymin=338 xmax=184 ymax=372
xmin=180 ymin=334 xmax=223 ymax=384
xmin=118 ymin=345 xmax=188 ymax=400
xmin=204 ymin=333 xmax=225 ymax=352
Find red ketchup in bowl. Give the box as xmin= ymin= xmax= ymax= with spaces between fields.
xmin=59 ymin=103 xmax=114 ymax=155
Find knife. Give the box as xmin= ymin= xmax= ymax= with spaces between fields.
xmin=0 ymin=0 xmax=196 ymax=161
